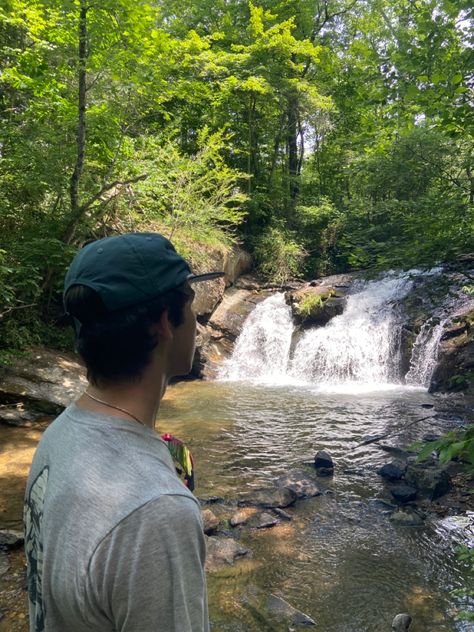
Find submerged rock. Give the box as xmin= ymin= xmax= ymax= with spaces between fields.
xmin=205 ymin=536 xmax=248 ymax=572
xmin=269 ymin=595 xmax=316 ymax=627
xmin=405 ymin=463 xmax=451 ymax=500
xmin=201 ymin=509 xmax=219 ymax=534
xmin=0 ymin=405 xmax=43 ymax=427
xmin=378 ymin=462 xmax=406 ymax=482
xmin=238 ymin=487 xmax=297 ymax=509
xmin=389 ymin=508 xmax=425 ymax=527
xmin=249 ymin=512 xmax=278 ymax=529
xmin=230 ymin=508 xmax=253 ymax=527
xmin=266 ymin=594 xmax=316 ymax=627
xmin=277 ymin=470 xmax=322 ymax=499
xmin=392 ymin=613 xmax=412 ymax=631
xmin=389 ymin=485 xmax=417 ymax=503
xmin=242 ymin=587 xmax=316 ymax=629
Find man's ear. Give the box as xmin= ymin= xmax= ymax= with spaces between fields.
xmin=151 ymin=309 xmax=173 ymax=342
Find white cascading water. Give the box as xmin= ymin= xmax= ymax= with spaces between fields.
xmin=405 ymin=318 xmax=447 ymax=387
xmin=219 ymin=293 xmax=294 ymax=381
xmin=219 ymin=269 xmax=448 ymax=391
xmin=289 ymin=274 xmax=413 ymax=387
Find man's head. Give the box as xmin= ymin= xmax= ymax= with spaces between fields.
xmin=64 ymin=233 xmax=223 ymax=386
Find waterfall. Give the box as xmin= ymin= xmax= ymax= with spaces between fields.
xmin=289 ymin=274 xmax=412 ymax=388
xmin=405 ymin=318 xmax=447 ymax=387
xmin=219 ymin=269 xmax=453 ymax=391
xmin=218 ymin=293 xmax=294 ymax=381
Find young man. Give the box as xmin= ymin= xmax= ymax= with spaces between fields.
xmin=24 ymin=232 xmax=223 ymax=632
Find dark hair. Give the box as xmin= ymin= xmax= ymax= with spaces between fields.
xmin=64 ymin=284 xmax=192 ymax=385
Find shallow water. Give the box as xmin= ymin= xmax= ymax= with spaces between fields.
xmin=159 ymin=380 xmax=473 ymax=632
xmin=1 ymin=381 xmax=471 ymax=631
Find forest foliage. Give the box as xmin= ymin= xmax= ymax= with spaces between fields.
xmin=0 ymin=0 xmax=473 ymax=351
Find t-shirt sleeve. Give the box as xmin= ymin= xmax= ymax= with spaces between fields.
xmin=85 ymin=494 xmax=209 ymax=632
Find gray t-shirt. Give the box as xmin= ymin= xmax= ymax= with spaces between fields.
xmin=24 ymin=403 xmax=209 ymax=632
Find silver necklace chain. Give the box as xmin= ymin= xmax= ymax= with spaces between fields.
xmin=84 ymin=391 xmax=146 ymax=427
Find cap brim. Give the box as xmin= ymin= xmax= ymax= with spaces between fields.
xmin=187 ymin=272 xmax=225 ymax=283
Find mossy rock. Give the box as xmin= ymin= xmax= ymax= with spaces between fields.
xmin=286 ymin=286 xmax=344 ymax=327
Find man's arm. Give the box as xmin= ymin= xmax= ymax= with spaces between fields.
xmin=86 ymin=494 xmax=209 ymax=632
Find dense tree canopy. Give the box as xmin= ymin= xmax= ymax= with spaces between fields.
xmin=0 ymin=0 xmax=473 ymax=351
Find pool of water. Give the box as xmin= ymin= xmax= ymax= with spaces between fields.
xmin=158 ymin=380 xmax=473 ymax=631
xmin=1 ymin=381 xmax=472 ymax=631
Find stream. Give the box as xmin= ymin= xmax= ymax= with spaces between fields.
xmin=158 ymin=380 xmax=473 ymax=631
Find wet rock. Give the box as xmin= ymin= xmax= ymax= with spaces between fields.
xmin=266 ymin=594 xmax=316 ymax=627
xmin=201 ymin=509 xmax=219 ymax=534
xmin=248 ymin=512 xmax=278 ymax=529
xmin=230 ymin=509 xmax=253 ymax=527
xmin=405 ymin=463 xmax=451 ymax=500
xmin=286 ymin=286 xmax=345 ymax=328
xmin=378 ymin=462 xmax=406 ymax=482
xmin=238 ymin=487 xmax=297 ymax=509
xmin=314 ymin=450 xmax=334 ymax=475
xmin=315 ymin=467 xmax=334 ymax=477
xmin=392 ymin=613 xmax=412 ymax=631
xmin=389 ymin=485 xmax=417 ymax=503
xmin=0 ymin=529 xmax=24 ymax=550
xmin=369 ymin=499 xmax=397 ymax=513
xmin=277 ymin=470 xmax=321 ymax=499
xmin=205 ymin=536 xmax=248 ymax=572
xmin=422 ymin=433 xmax=441 ymax=442
xmin=273 ymin=507 xmax=293 ymax=521
xmin=389 ymin=508 xmax=425 ymax=527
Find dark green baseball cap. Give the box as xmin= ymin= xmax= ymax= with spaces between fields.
xmin=64 ymin=232 xmax=224 ymax=313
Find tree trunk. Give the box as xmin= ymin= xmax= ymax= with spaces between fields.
xmin=287 ymin=92 xmax=300 ymax=221
xmin=65 ymin=0 xmax=88 ymax=244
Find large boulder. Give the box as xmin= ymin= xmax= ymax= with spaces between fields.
xmin=429 ymin=310 xmax=474 ymax=394
xmin=207 ymin=287 xmax=266 ymax=341
xmin=194 ymin=285 xmax=269 ymax=378
xmin=192 ymin=246 xmax=252 ymax=317
xmin=0 ymin=348 xmax=87 ymax=413
xmin=286 ymin=286 xmax=345 ymax=328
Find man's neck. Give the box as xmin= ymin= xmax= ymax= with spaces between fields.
xmin=77 ymin=369 xmax=168 ymax=429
